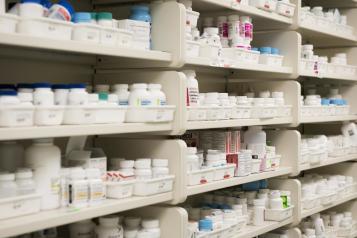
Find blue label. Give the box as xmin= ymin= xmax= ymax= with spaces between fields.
xmin=119 ymin=100 xmax=128 ymax=106
xmin=141 ymin=100 xmax=151 ymax=106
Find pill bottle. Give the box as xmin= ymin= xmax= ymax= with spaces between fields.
xmin=129 ymin=84 xmax=152 ymax=107
xmin=217 ymin=16 xmax=229 ymax=47
xmin=47 ymin=0 xmax=75 ymax=21
xmin=96 ymin=216 xmax=124 ymax=238
xmin=269 ymin=190 xmax=283 ymax=209
xmin=68 ymin=167 xmax=89 ymax=209
xmin=187 ymin=147 xmax=200 ymax=171
xmin=0 ymin=172 xmax=17 ymax=198
xmin=60 ymin=168 xmax=70 ymax=207
xmin=302 ymin=45 xmax=314 ymax=60
xmin=182 ymin=70 xmax=199 ymax=106
xmin=244 ymin=126 xmax=266 ymax=160
xmin=152 ymin=167 xmax=169 ymax=178
xmin=53 ymin=84 xmax=69 ymax=106
xmin=134 ymin=169 xmax=152 ymax=180
xmin=130 ymin=5 xmax=151 ymax=23
xmin=68 ymin=84 xmax=89 ymax=106
xmin=0 ymin=141 xmax=24 ymax=172
xmin=240 ymin=16 xmax=253 ymax=42
xmin=86 ymin=168 xmax=105 ymax=206
xmin=0 ymin=90 xmax=20 ymax=105
xmin=15 ymin=169 xmax=36 ymax=195
xmin=228 ymin=15 xmax=242 ymax=47
xmin=17 ymin=84 xmax=34 ymax=105
xmin=141 ymin=219 xmax=160 ymax=238
xmin=253 ymin=198 xmax=265 ymax=226
xmin=134 ymin=158 xmax=151 ymax=169
xmin=152 ymin=159 xmax=169 ymax=168
xmin=204 ymin=92 xmax=220 ymax=106
xmin=97 ymin=12 xmax=113 ymax=27
xmin=148 ymin=84 xmax=166 ymax=106
xmin=124 ymin=216 xmax=142 ymax=229
xmin=19 ymin=0 xmax=44 ymax=18
xmin=88 ymin=94 xmax=99 ymax=105
xmin=25 ymin=138 xmax=61 ymax=210
xmin=69 ymin=219 xmax=96 ymax=238
xmin=33 ymin=83 xmax=54 ymax=106
xmin=113 ymin=84 xmax=130 ymax=106
xmin=73 ymin=12 xmax=92 ymax=24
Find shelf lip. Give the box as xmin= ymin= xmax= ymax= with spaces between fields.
xmin=194 ymin=0 xmax=293 ymax=24
xmin=185 ymin=57 xmax=293 ymax=74
xmin=299 ymin=154 xmax=357 ymax=172
xmin=187 ymin=167 xmax=292 ymax=196
xmin=0 ymin=33 xmax=172 ymax=62
xmin=298 ymin=22 xmax=357 ymax=43
xmin=300 ymin=115 xmax=357 ymax=124
xmin=299 ymin=72 xmax=357 ymax=82
xmin=187 ymin=117 xmax=293 ymax=130
xmin=0 ymin=123 xmax=173 ymax=141
xmin=0 ymin=192 xmax=173 ymax=238
xmin=233 ymin=217 xmax=294 ymax=238
xmin=301 ymin=192 xmax=357 ymax=219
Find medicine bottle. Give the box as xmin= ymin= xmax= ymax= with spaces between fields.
xmin=17 ymin=84 xmax=34 ymax=105
xmin=68 ymin=84 xmax=89 ymax=106
xmin=0 ymin=172 xmax=17 ymax=198
xmin=97 ymin=12 xmax=113 ymax=27
xmin=53 ymin=84 xmax=69 ymax=106
xmin=68 ymin=167 xmax=89 ymax=209
xmin=33 ymin=83 xmax=54 ymax=106
xmin=25 ymin=138 xmax=61 ymax=210
xmin=130 ymin=5 xmax=151 ymax=23
xmin=244 ymin=126 xmax=267 ymax=160
xmin=129 ymin=84 xmax=152 ymax=107
xmin=113 ymin=84 xmax=130 ymax=106
xmin=141 ymin=219 xmax=160 ymax=238
xmin=269 ymin=190 xmax=283 ymax=209
xmin=69 ymin=219 xmax=96 ymax=238
xmin=217 ymin=16 xmax=229 ymax=47
xmin=186 ymin=147 xmax=200 ymax=171
xmin=95 ymin=216 xmax=124 ymax=238
xmin=19 ymin=0 xmax=44 ymax=18
xmin=148 ymin=84 xmax=166 ymax=106
xmin=253 ymin=198 xmax=265 ymax=226
xmin=228 ymin=15 xmax=242 ymax=47
xmin=182 ymin=70 xmax=199 ymax=106
xmin=47 ymin=0 xmax=75 ymax=21
xmin=86 ymin=168 xmax=105 ymax=206
xmin=15 ymin=168 xmax=36 ymax=195
xmin=0 ymin=90 xmax=20 ymax=105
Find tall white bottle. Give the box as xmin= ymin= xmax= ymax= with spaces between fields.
xmin=25 ymin=138 xmax=61 ymax=210
xmin=341 ymin=122 xmax=357 ymax=146
xmin=182 ymin=70 xmax=199 ymax=107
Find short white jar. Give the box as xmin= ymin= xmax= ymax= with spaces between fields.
xmin=19 ymin=0 xmax=44 ymax=18
xmin=0 ymin=172 xmax=17 ymax=198
xmin=33 ymin=83 xmax=54 ymax=106
xmin=53 ymin=84 xmax=69 ymax=106
xmin=135 ymin=158 xmax=151 ymax=169
xmin=141 ymin=219 xmax=160 ymax=238
xmin=134 ymin=169 xmax=152 ymax=180
xmin=148 ymin=84 xmax=166 ymax=106
xmin=96 ymin=216 xmax=124 ymax=238
xmin=129 ymin=84 xmax=152 ymax=107
xmin=113 ymin=84 xmax=130 ymax=106
xmin=269 ymin=190 xmax=283 ymax=209
xmin=15 ymin=169 xmax=36 ymax=195
xmin=0 ymin=91 xmax=20 ymax=105
xmin=152 ymin=167 xmax=169 ymax=178
xmin=68 ymin=84 xmax=89 ymax=106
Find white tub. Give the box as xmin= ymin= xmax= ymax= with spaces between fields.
xmin=231 ymin=106 xmax=251 ymax=119
xmin=35 ymin=106 xmax=65 ymax=126
xmin=117 ymin=29 xmax=133 ymax=48
xmin=187 ymin=106 xmax=207 ymax=121
xmin=0 ymin=105 xmax=34 ymax=127
xmin=264 ymin=206 xmax=294 ymax=221
xmin=259 ymin=54 xmax=284 ymax=67
xmin=100 ymin=26 xmax=118 ymax=46
xmin=95 ymin=106 xmax=127 ymax=124
xmin=106 ymin=180 xmax=135 ymax=199
xmin=250 ymin=0 xmax=277 ymax=12
xmin=72 ymin=23 xmax=100 ymax=43
xmin=63 ymin=105 xmax=97 ymax=125
xmin=125 ymin=105 xmax=175 ymax=123
xmin=188 ymin=168 xmax=215 ymax=186
xmin=0 ymin=14 xmax=19 ymax=34
xmin=134 ymin=175 xmax=174 ymax=196
xmin=0 ymin=194 xmax=41 ymax=220
xmin=213 ymin=164 xmax=235 ymax=181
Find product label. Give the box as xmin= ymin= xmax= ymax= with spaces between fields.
xmin=187 ymin=87 xmax=199 ymax=106
xmin=69 ymin=183 xmax=89 ymax=204
xmin=218 ymin=22 xmax=229 ymax=38
xmin=89 ymin=182 xmax=105 ymax=202
xmin=244 ymin=23 xmax=253 ymax=41
xmin=228 ymin=21 xmax=240 ymax=40
xmin=119 ymin=100 xmax=129 ymax=106
xmin=141 ymin=99 xmax=151 ymax=106
xmin=51 ymin=177 xmax=60 ymax=194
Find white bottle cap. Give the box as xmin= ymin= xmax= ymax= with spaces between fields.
xmin=204 ymin=27 xmax=219 ymax=35
xmin=0 ymin=173 xmax=15 ymax=181
xmin=148 ymin=84 xmax=162 ymax=90
xmin=119 ymin=160 xmax=135 ymax=169
xmin=124 ymin=216 xmax=142 ymax=228
xmin=142 ymin=219 xmax=160 ymax=229
xmin=152 ymin=159 xmax=169 ymax=167
xmin=259 ymin=91 xmax=271 ymax=98
xmin=130 ymin=83 xmax=148 ymax=90
xmin=112 ymin=84 xmax=129 ymax=91
xmin=302 ymin=44 xmax=314 ymax=51
xmin=135 ymin=159 xmax=151 ymax=169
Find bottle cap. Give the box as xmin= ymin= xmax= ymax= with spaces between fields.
xmin=0 ymin=173 xmax=15 ymax=181
xmin=0 ymin=90 xmax=17 ymax=96
xmin=58 ymin=0 xmax=75 ymax=17
xmin=73 ymin=12 xmax=91 ymax=23
xmin=99 ymin=216 xmax=120 ymax=226
xmin=97 ymin=12 xmax=112 ymax=20
xmin=32 ymin=83 xmax=52 ymax=89
xmin=17 ymin=83 xmax=33 ymax=89
xmin=52 ymin=84 xmax=69 ymax=90
xmin=141 ymin=219 xmax=159 ymax=229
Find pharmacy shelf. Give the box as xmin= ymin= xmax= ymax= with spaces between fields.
xmin=306 ymin=0 xmax=357 ymax=8
xmin=233 ymin=218 xmax=294 ymax=238
xmin=0 ymin=192 xmax=173 ymax=238
xmin=299 ymin=115 xmax=357 ymax=124
xmin=0 ymin=123 xmax=173 ymax=141
xmin=187 ymin=167 xmax=292 ymax=196
xmin=301 ymin=192 xmax=357 ymax=219
xmin=186 ymin=117 xmax=293 ymax=130
xmin=299 ymin=71 xmax=357 ymax=82
xmin=0 ymin=33 xmax=172 ymax=62
xmin=300 ymin=154 xmax=357 ymax=172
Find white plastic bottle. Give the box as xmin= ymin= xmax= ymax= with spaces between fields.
xmin=228 ymin=15 xmax=243 ymax=48
xmin=25 ymin=138 xmax=61 ymax=210
xmin=15 ymin=169 xmax=36 ymax=195
xmin=311 ymin=213 xmax=325 ymax=236
xmin=19 ymin=0 xmax=44 ymax=18
xmin=113 ymin=84 xmax=130 ymax=106
xmin=244 ymin=126 xmax=267 ymax=160
xmin=141 ymin=219 xmax=160 ymax=238
xmin=148 ymin=84 xmax=167 ymax=106
xmin=253 ymin=198 xmax=265 ymax=226
xmin=341 ymin=122 xmax=357 ymax=146
xmin=95 ymin=216 xmax=124 ymax=238
xmin=69 ymin=219 xmax=96 ymax=238
xmin=33 ymin=83 xmax=54 ymax=106
xmin=0 ymin=141 xmax=24 ymax=172
xmin=0 ymin=172 xmax=17 ymax=198
xmin=186 ymin=147 xmax=200 ymax=171
xmin=68 ymin=84 xmax=89 ymax=106
xmin=86 ymin=168 xmax=105 ymax=206
xmin=217 ymin=16 xmax=229 ymax=47
xmin=53 ymin=84 xmax=69 ymax=105
xmin=129 ymin=84 xmax=152 ymax=107
xmin=68 ymin=167 xmax=89 ymax=209
xmin=182 ymin=70 xmax=199 ymax=106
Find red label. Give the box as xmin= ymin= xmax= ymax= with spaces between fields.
xmin=200 ymin=178 xmax=208 ymax=184
xmin=224 ymin=174 xmax=231 ymax=179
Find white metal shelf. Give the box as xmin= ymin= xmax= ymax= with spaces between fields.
xmin=0 ymin=192 xmax=173 ymax=238
xmin=0 ymin=123 xmax=173 ymax=140
xmin=0 ymin=33 xmax=172 ymax=62
xmin=300 ymin=154 xmax=357 ymax=172
xmin=187 ymin=167 xmax=292 ymax=196
xmin=233 ymin=218 xmax=294 ymax=238
xmin=186 ymin=117 xmax=293 ymax=130
xmin=300 ymin=115 xmax=357 ymax=124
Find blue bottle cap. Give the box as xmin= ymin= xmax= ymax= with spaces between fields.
xmin=73 ymin=12 xmax=91 ymax=23
xmin=21 ymin=0 xmax=41 ymax=3
xmin=69 ymin=83 xmax=86 ymax=89
xmin=32 ymin=83 xmax=52 ymax=88
xmin=17 ymin=83 xmax=33 ymax=89
xmin=251 ymin=47 xmax=259 ymax=51
xmin=0 ymin=84 xmax=16 ymax=90
xmin=0 ymin=90 xmax=17 ymax=96
xmin=210 ymin=203 xmax=220 ymax=209
xmin=132 ymin=4 xmax=150 ymax=12
xmin=199 ymin=219 xmax=213 ymax=231
xmin=58 ymin=0 xmax=75 ymax=17
xmin=329 ymin=99 xmax=337 ymax=105
xmin=41 ymin=0 xmax=52 ymax=8
xmin=342 ymin=99 xmax=348 ymax=105
xmin=336 ymin=99 xmax=344 ymax=106
xmin=260 ymin=179 xmax=268 ymax=189
xmin=259 ymin=47 xmax=272 ymax=54
xmin=220 ymin=204 xmax=231 ymax=210
xmin=242 ymin=181 xmax=260 ymax=191
xmin=52 ymin=84 xmax=69 ymax=90
xmin=321 ymin=98 xmax=330 ymax=106
xmin=271 ymin=48 xmax=280 ymax=55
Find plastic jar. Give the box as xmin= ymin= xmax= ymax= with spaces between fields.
xmin=228 ymin=15 xmax=242 ymax=47
xmin=52 ymin=84 xmax=69 ymax=106
xmin=68 ymin=167 xmax=89 ymax=209
xmin=19 ymin=0 xmax=44 ymax=18
xmin=113 ymin=84 xmax=130 ymax=106
xmin=187 ymin=147 xmax=200 ymax=171
xmin=253 ymin=198 xmax=265 ymax=226
xmin=125 ymin=217 xmax=142 ymax=229
xmin=0 ymin=90 xmax=20 ymax=105
xmin=244 ymin=126 xmax=266 ymax=160
xmin=96 ymin=216 xmax=124 ymax=238
xmin=219 ymin=93 xmax=230 ymax=106
xmin=97 ymin=12 xmax=113 ymax=27
xmin=15 ymin=169 xmax=36 ymax=195
xmin=68 ymin=84 xmax=89 ymax=106
xmin=269 ymin=190 xmax=283 ymax=209
xmin=204 ymin=92 xmax=220 ymax=106
xmin=182 ymin=70 xmax=199 ymax=106
xmin=0 ymin=173 xmax=17 ymax=198
xmin=130 ymin=5 xmax=151 ymax=23
xmin=148 ymin=84 xmax=166 ymax=106
xmin=240 ymin=16 xmax=253 ymax=42
xmin=217 ymin=16 xmax=229 ymax=47
xmin=134 ymin=169 xmax=152 ymax=180
xmin=47 ymin=0 xmax=75 ymax=21
xmin=73 ymin=12 xmax=92 ymax=24
xmin=86 ymin=168 xmax=105 ymax=206
xmin=141 ymin=219 xmax=160 ymax=238
xmin=0 ymin=141 xmax=24 ymax=173
xmin=302 ymin=45 xmax=314 ymax=60
xmin=25 ymin=138 xmax=61 ymax=210
xmin=129 ymin=84 xmax=152 ymax=107
xmin=69 ymin=219 xmax=96 ymax=238
xmin=152 ymin=167 xmax=169 ymax=178
xmin=33 ymin=83 xmax=54 ymax=106
xmin=135 ymin=158 xmax=151 ymax=169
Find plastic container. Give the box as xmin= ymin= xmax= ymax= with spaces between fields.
xmin=69 ymin=219 xmax=96 ymax=238
xmin=117 ymin=29 xmax=133 ymax=47
xmin=183 ymin=70 xmax=199 ymax=107
xmin=133 ymin=175 xmax=174 ymax=196
xmin=125 ymin=105 xmax=175 ymax=123
xmin=47 ymin=0 xmax=74 ymax=21
xmin=97 ymin=12 xmax=113 ymax=27
xmin=0 ymin=104 xmax=34 ymax=127
xmin=34 ymin=105 xmax=65 ymax=126
xmin=213 ymin=164 xmax=235 ymax=181
xmin=186 ymin=9 xmax=200 ymax=29
xmin=72 ymin=21 xmax=100 ymax=43
xmin=187 ymin=167 xmax=215 ymax=186
xmin=186 ymin=40 xmax=201 ymax=58
xmin=16 ymin=169 xmax=36 ymax=195
xmin=96 ymin=216 xmax=124 ymax=238
xmin=33 ymin=83 xmax=54 ymax=106
xmin=0 ymin=173 xmax=17 ymax=198
xmin=276 ymin=1 xmax=295 ymax=17
xmin=250 ymin=0 xmax=277 ymax=12
xmin=264 ymin=206 xmax=294 ymax=221
xmin=106 ymin=180 xmax=135 ymax=199
xmin=0 ymin=193 xmax=41 ymax=220
xmin=63 ymin=105 xmax=96 ymax=125
xmin=19 ymin=0 xmax=44 ymax=18
xmin=0 ymin=14 xmax=19 ymax=34
xmin=187 ymin=106 xmax=208 ymax=121
xmin=148 ymin=84 xmax=166 ymax=106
